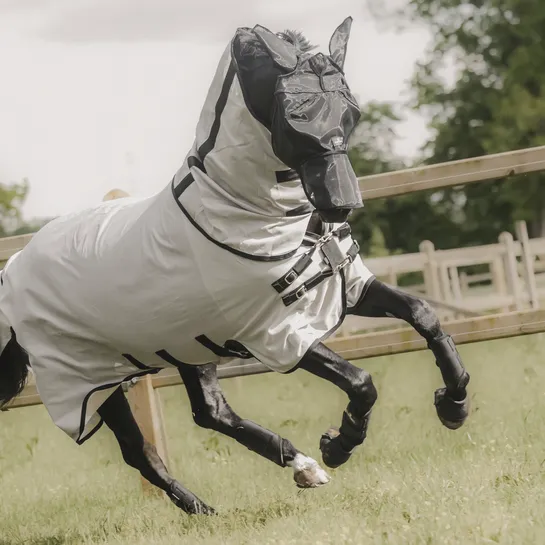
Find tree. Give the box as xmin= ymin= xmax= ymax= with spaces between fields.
xmin=0 ymin=179 xmax=29 ymax=237
xmin=348 ymin=101 xmax=460 ymax=254
xmin=400 ymin=0 xmax=545 ymax=241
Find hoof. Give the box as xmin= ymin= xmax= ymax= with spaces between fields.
xmin=290 ymin=453 xmax=330 ymax=488
xmin=191 ymin=503 xmax=217 ymax=516
xmin=168 ymin=483 xmax=217 ymax=515
xmin=434 ymin=388 xmax=469 ymax=430
xmin=319 ymin=427 xmax=353 ymax=469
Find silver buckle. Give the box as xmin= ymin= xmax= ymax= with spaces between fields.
xmin=294 ymin=285 xmax=307 ymax=300
xmin=333 ymin=256 xmax=351 ymax=273
xmin=316 ymin=231 xmax=334 ymax=248
xmin=285 ymin=270 xmax=298 ymax=285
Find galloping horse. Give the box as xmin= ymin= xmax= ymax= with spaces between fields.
xmin=0 ymin=18 xmax=469 ymax=515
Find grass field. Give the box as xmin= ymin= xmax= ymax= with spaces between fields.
xmin=1 ymin=333 xmax=545 ymax=545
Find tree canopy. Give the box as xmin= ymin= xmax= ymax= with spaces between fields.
xmin=349 ymin=0 xmax=545 ymax=254
xmin=0 ymin=179 xmax=30 ymax=237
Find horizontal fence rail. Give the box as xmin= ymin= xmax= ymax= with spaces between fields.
xmin=2 ymin=146 xmax=545 ymax=263
xmin=8 ymin=308 xmax=545 ymax=410
xmin=359 ymin=145 xmax=545 ymax=200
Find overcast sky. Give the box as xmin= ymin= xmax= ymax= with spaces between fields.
xmin=0 ymin=0 xmax=432 ymax=220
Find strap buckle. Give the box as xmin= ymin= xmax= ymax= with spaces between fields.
xmin=284 ymin=270 xmax=298 ymax=286
xmin=294 ymin=285 xmax=307 ymax=300
xmin=333 ymin=256 xmax=351 ymax=273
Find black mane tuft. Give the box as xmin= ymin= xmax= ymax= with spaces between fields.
xmin=277 ymin=29 xmax=316 ymax=53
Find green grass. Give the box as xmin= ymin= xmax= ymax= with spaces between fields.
xmin=1 ymin=334 xmax=545 ymax=544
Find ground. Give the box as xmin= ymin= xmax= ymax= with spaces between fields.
xmin=1 ymin=333 xmax=545 ymax=545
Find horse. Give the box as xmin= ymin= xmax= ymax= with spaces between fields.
xmin=0 ymin=18 xmax=470 ymax=516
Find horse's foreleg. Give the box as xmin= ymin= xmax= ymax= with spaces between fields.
xmin=178 ymin=362 xmax=330 ymax=488
xmin=298 ymin=343 xmax=377 ymax=469
xmin=350 ymin=278 xmax=470 ymax=429
xmin=97 ymin=387 xmax=216 ymax=515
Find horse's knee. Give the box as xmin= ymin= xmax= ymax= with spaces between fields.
xmin=410 ymin=297 xmax=441 ymax=339
xmin=192 ymin=402 xmax=235 ymax=431
xmin=118 ymin=438 xmax=143 ymax=470
xmin=350 ymin=369 xmax=377 ymax=410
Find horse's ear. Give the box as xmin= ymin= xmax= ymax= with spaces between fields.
xmin=253 ymin=25 xmax=298 ymax=71
xmin=329 ymin=16 xmax=353 ymax=70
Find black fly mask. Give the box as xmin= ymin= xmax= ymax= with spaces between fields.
xmin=232 ymin=17 xmax=362 ymax=224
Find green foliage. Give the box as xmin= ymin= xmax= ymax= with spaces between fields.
xmin=348 ymin=101 xmax=461 ymax=254
xmin=0 ymin=179 xmax=51 ymax=237
xmin=0 ymin=179 xmax=29 ymax=237
xmin=405 ymin=0 xmax=545 ymax=240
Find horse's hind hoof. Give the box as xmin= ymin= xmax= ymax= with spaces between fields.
xmin=319 ymin=427 xmax=353 ymax=469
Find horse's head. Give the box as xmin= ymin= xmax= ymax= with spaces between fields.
xmin=233 ymin=17 xmax=362 ymax=224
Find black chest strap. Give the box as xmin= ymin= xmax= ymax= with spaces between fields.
xmin=271 ymin=223 xmax=353 ymax=295
xmin=280 ymin=240 xmax=359 ymax=307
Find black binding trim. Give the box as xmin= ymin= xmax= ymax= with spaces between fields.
xmin=171 ymin=176 xmax=299 ymax=262
xmin=286 ymin=203 xmax=313 ymax=217
xmin=187 ymin=155 xmax=205 ymax=171
xmin=173 ymin=59 xmax=233 ymax=198
xmin=173 ymin=157 xmax=206 ymax=199
xmin=197 ymin=62 xmax=236 ymax=160
xmin=276 ymin=169 xmax=299 ymax=183
xmin=347 ymin=275 xmax=377 ymax=312
xmin=75 ymin=367 xmax=160 ymax=445
xmin=195 ymin=335 xmax=254 ymax=359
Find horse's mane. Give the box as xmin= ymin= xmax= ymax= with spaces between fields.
xmin=239 ymin=27 xmax=316 ymax=57
xmin=276 ymin=29 xmax=316 ymax=53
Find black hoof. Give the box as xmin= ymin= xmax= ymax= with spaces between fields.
xmin=168 ymin=482 xmax=217 ymax=515
xmin=319 ymin=427 xmax=353 ymax=469
xmin=434 ymin=388 xmax=469 ymax=430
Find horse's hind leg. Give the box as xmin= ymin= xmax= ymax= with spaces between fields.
xmin=350 ymin=278 xmax=470 ymax=429
xmin=97 ymin=387 xmax=215 ymax=515
xmin=178 ymin=362 xmax=330 ymax=488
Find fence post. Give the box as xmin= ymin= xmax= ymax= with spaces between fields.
xmin=439 ymin=264 xmax=453 ymax=302
xmin=387 ymin=267 xmax=398 ymax=287
xmin=499 ymin=231 xmax=524 ymax=311
xmin=490 ymin=257 xmax=509 ymax=312
xmin=126 ymin=376 xmax=170 ymax=496
xmin=515 ymin=220 xmax=539 ymax=309
xmin=459 ymin=271 xmax=469 ymax=294
xmin=449 ymin=266 xmax=463 ymax=302
xmin=419 ymin=240 xmax=441 ymax=300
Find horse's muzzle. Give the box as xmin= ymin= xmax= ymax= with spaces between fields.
xmin=298 ymin=153 xmax=363 ymax=217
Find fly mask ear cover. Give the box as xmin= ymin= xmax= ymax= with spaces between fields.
xmin=269 ymin=18 xmax=362 ymax=212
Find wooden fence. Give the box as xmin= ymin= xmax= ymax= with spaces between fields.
xmin=337 ymin=220 xmax=545 ymax=336
xmin=3 ymin=145 xmax=545 ymax=493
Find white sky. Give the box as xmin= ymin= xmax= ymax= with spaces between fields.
xmin=0 ymin=0 xmax=431 ymax=220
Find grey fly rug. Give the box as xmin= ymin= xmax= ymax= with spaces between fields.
xmin=0 ymin=26 xmax=374 ymax=444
